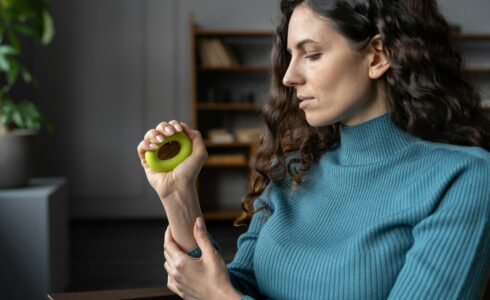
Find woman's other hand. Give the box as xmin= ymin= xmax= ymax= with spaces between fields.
xmin=163 ymin=218 xmax=242 ymax=300
xmin=136 ymin=120 xmax=208 ymax=199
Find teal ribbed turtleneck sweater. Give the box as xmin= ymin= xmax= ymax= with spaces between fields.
xmin=189 ymin=113 xmax=490 ymax=300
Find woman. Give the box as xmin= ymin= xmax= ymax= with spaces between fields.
xmin=137 ymin=0 xmax=490 ymax=299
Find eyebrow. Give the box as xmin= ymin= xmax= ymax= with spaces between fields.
xmin=287 ymin=38 xmax=320 ymax=53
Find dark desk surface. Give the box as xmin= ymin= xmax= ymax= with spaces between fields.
xmin=48 ymin=282 xmax=490 ymax=299
xmin=47 ymin=287 xmax=180 ymax=300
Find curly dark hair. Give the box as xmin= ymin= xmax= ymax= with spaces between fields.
xmin=233 ymin=0 xmax=490 ymax=227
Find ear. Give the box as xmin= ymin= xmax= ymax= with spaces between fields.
xmin=366 ymin=34 xmax=390 ymax=79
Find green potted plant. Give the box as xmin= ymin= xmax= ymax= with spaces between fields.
xmin=0 ymin=0 xmax=54 ymax=188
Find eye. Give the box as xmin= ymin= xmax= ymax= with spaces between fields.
xmin=305 ymin=53 xmax=322 ymax=61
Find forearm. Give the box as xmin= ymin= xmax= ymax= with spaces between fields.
xmin=161 ymin=187 xmax=203 ymax=253
xmin=217 ymin=284 xmax=243 ymax=300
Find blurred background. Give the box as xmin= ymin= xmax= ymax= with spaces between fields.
xmin=0 ymin=0 xmax=489 ymax=299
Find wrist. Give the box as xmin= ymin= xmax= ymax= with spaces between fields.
xmin=162 ymin=189 xmax=201 ymax=221
xmin=159 ymin=183 xmax=198 ymax=206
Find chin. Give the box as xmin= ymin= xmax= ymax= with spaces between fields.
xmin=304 ymin=112 xmax=337 ymax=128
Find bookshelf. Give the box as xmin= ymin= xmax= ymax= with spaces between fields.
xmin=453 ymin=33 xmax=490 ymax=105
xmin=190 ymin=19 xmax=274 ymax=221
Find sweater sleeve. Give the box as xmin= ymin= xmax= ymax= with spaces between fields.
xmin=388 ymin=158 xmax=490 ymax=300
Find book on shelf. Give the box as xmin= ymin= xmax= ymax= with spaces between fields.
xmin=207 ymin=39 xmax=224 ymax=66
xmin=222 ymin=42 xmax=239 ymax=65
xmin=206 ymin=154 xmax=248 ymax=165
xmin=197 ymin=39 xmax=214 ymax=66
xmin=210 ymin=39 xmax=229 ymax=66
xmin=235 ymin=127 xmax=262 ymax=143
xmin=208 ymin=128 xmax=235 ymax=143
xmin=199 ymin=39 xmax=221 ymax=66
xmin=213 ymin=38 xmax=239 ymax=66
xmin=197 ymin=38 xmax=239 ymax=67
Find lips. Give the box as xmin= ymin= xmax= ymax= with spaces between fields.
xmin=297 ymin=95 xmax=314 ymax=101
xmin=298 ymin=96 xmax=314 ymax=109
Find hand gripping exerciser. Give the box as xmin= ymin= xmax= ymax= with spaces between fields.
xmin=145 ymin=132 xmax=192 ymax=172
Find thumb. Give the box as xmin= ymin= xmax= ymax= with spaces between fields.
xmin=193 ymin=217 xmax=215 ymax=258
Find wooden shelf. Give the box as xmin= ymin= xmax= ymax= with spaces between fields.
xmin=464 ymin=66 xmax=490 ymax=73
xmin=204 ymin=154 xmax=249 ymax=168
xmin=204 ymin=161 xmax=249 ymax=168
xmin=191 ymin=21 xmax=270 ymax=225
xmin=204 ymin=140 xmax=256 ymax=147
xmin=203 ymin=210 xmax=243 ymax=221
xmin=197 ymin=102 xmax=259 ymax=111
xmin=452 ymin=33 xmax=490 ymax=40
xmin=198 ymin=65 xmax=270 ymax=72
xmin=195 ymin=29 xmax=274 ymax=37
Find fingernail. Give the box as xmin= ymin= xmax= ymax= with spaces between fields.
xmin=165 ymin=127 xmax=174 ymax=135
xmin=149 ymin=143 xmax=158 ymax=149
xmin=156 ymin=135 xmax=164 ymax=142
xmin=196 ymin=217 xmax=206 ymax=231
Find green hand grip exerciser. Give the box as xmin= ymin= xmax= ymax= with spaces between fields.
xmin=145 ymin=132 xmax=192 ymax=172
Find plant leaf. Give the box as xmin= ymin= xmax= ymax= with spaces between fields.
xmin=0 ymin=99 xmax=52 ymax=130
xmin=0 ymin=45 xmax=19 ymax=55
xmin=13 ymin=24 xmax=36 ymax=36
xmin=0 ymin=45 xmax=18 ymax=72
xmin=12 ymin=110 xmax=24 ymax=128
xmin=41 ymin=9 xmax=54 ymax=45
xmin=20 ymin=65 xmax=32 ymax=83
xmin=6 ymin=58 xmax=19 ymax=84
xmin=7 ymin=31 xmax=21 ymax=52
xmin=0 ymin=0 xmax=14 ymax=10
xmin=0 ymin=54 xmax=9 ymax=71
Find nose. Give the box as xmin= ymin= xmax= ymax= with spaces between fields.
xmin=282 ymin=59 xmax=304 ymax=87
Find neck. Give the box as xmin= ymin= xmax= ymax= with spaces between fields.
xmin=341 ymin=81 xmax=388 ymax=126
xmin=335 ymin=113 xmax=418 ymax=165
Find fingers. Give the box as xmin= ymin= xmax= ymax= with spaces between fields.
xmin=137 ymin=140 xmax=156 ymax=165
xmin=164 ymin=228 xmax=185 ymax=298
xmin=193 ymin=218 xmax=218 ymax=262
xmin=136 ymin=131 xmax=161 ymax=164
xmin=144 ymin=129 xmax=165 ymax=145
xmin=156 ymin=120 xmax=184 ymax=136
xmin=137 ymin=137 xmax=157 ymax=151
xmin=165 ymin=266 xmax=184 ymax=298
xmin=163 ymin=228 xmax=175 ymax=266
xmin=136 ymin=120 xmax=190 ymax=163
xmin=161 ymin=120 xmax=200 ymax=143
xmin=168 ymin=120 xmax=184 ymax=132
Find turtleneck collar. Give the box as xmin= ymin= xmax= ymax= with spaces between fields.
xmin=335 ymin=113 xmax=419 ymax=165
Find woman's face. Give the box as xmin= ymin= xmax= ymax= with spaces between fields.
xmin=283 ymin=4 xmax=388 ymax=126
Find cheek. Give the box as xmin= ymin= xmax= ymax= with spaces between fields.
xmin=309 ymin=60 xmax=338 ymax=92
xmin=315 ymin=55 xmax=368 ymax=100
